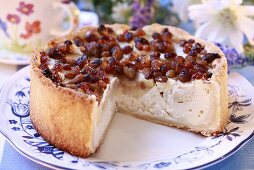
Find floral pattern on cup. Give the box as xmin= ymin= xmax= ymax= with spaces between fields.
xmin=21 ymin=21 xmax=41 ymax=39
xmin=0 ymin=19 xmax=9 ymax=37
xmin=6 ymin=14 xmax=20 ymax=24
xmin=0 ymin=1 xmax=41 ymax=53
xmin=16 ymin=1 xmax=34 ymax=15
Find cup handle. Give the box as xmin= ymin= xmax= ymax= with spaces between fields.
xmin=50 ymin=1 xmax=80 ymax=36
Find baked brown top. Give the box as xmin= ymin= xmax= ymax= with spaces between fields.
xmin=38 ymin=24 xmax=221 ymax=101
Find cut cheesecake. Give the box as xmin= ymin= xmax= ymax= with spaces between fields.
xmin=30 ymin=24 xmax=228 ymax=158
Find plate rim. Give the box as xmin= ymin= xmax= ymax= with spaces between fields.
xmin=1 ymin=126 xmax=254 ymax=170
xmin=0 ymin=66 xmax=254 ymax=170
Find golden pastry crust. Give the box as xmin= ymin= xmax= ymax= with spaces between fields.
xmin=30 ymin=23 xmax=228 ymax=158
xmin=30 ymin=50 xmax=97 ymax=157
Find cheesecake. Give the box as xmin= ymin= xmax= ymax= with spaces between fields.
xmin=30 ymin=24 xmax=228 ymax=158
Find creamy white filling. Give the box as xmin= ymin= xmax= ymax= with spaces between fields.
xmin=91 ymin=78 xmax=119 ymax=151
xmin=91 ymin=75 xmax=221 ymax=151
xmin=117 ymin=78 xmax=220 ymax=132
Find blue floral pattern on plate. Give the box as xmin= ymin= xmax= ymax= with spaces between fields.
xmin=0 ymin=67 xmax=254 ymax=170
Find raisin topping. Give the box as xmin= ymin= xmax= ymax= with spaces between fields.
xmin=150 ymin=52 xmax=160 ymax=60
xmin=187 ymin=39 xmax=195 ymax=44
xmin=40 ymin=54 xmax=48 ymax=63
xmin=208 ymin=72 xmax=213 ymax=78
xmin=124 ymin=31 xmax=134 ymax=42
xmin=85 ymin=31 xmax=99 ymax=42
xmin=135 ymin=42 xmax=143 ymax=50
xmin=155 ymin=76 xmax=168 ymax=83
xmin=183 ymin=44 xmax=191 ymax=54
xmin=47 ymin=48 xmax=65 ymax=59
xmin=143 ymin=45 xmax=151 ymax=51
xmin=179 ymin=40 xmax=187 ymax=47
xmin=39 ymin=25 xmax=221 ymax=102
xmin=63 ymin=64 xmax=72 ymax=71
xmin=153 ymin=71 xmax=163 ymax=78
xmin=151 ymin=60 xmax=162 ymax=72
xmin=152 ymin=32 xmax=162 ymax=41
xmin=202 ymin=53 xmax=220 ymax=63
xmin=42 ymin=68 xmax=52 ymax=78
xmin=123 ymin=66 xmax=136 ymax=79
xmin=64 ymin=40 xmax=72 ymax=46
xmin=74 ymin=37 xmax=83 ymax=47
xmin=122 ymin=45 xmax=133 ymax=54
xmin=143 ymin=68 xmax=153 ymax=79
xmin=111 ymin=46 xmax=123 ymax=60
xmin=83 ymin=74 xmax=91 ymax=82
xmin=166 ymin=70 xmax=176 ymax=78
xmin=140 ymin=55 xmax=151 ymax=68
xmin=164 ymin=52 xmax=177 ymax=59
xmin=76 ymin=55 xmax=88 ymax=68
xmin=90 ymin=59 xmax=102 ymax=68
xmin=101 ymin=51 xmax=111 ymax=58
xmin=134 ymin=37 xmax=149 ymax=45
xmin=97 ymin=24 xmax=106 ymax=35
xmin=117 ymin=34 xmax=125 ymax=42
xmin=160 ymin=63 xmax=171 ymax=73
xmin=134 ymin=28 xmax=145 ymax=37
xmin=85 ymin=41 xmax=102 ymax=57
xmin=162 ymin=31 xmax=172 ymax=43
xmin=178 ymin=68 xmax=191 ymax=82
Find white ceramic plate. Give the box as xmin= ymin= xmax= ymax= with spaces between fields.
xmin=0 ymin=66 xmax=254 ymax=170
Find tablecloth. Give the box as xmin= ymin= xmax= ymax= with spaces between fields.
xmin=0 ymin=64 xmax=254 ymax=170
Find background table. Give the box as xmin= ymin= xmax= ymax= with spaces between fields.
xmin=0 ymin=64 xmax=254 ymax=170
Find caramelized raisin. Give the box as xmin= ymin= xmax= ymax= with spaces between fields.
xmin=178 ymin=68 xmax=191 ymax=82
xmin=164 ymin=52 xmax=176 ymax=59
xmin=202 ymin=53 xmax=220 ymax=63
xmin=76 ymin=55 xmax=88 ymax=67
xmin=85 ymin=31 xmax=98 ymax=42
xmin=124 ymin=32 xmax=134 ymax=42
xmin=151 ymin=60 xmax=162 ymax=72
xmin=134 ymin=28 xmax=145 ymax=37
xmin=90 ymin=59 xmax=102 ymax=68
xmin=166 ymin=70 xmax=176 ymax=78
xmin=64 ymin=40 xmax=72 ymax=46
xmin=142 ymin=67 xmax=153 ymax=79
xmin=111 ymin=46 xmax=123 ymax=60
xmin=121 ymin=45 xmax=133 ymax=54
xmin=152 ymin=32 xmax=162 ymax=41
xmin=155 ymin=76 xmax=168 ymax=82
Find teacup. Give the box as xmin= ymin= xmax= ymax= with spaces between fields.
xmin=0 ymin=0 xmax=80 ymax=53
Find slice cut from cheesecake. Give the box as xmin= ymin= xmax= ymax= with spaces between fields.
xmin=30 ymin=24 xmax=228 ymax=158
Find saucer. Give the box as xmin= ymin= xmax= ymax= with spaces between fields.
xmin=0 ymin=11 xmax=98 ymax=66
xmin=0 ymin=47 xmax=30 ymax=65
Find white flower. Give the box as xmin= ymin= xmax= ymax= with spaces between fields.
xmin=188 ymin=0 xmax=254 ymax=52
xmin=112 ymin=2 xmax=130 ymax=23
xmin=172 ymin=0 xmax=201 ymax=22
